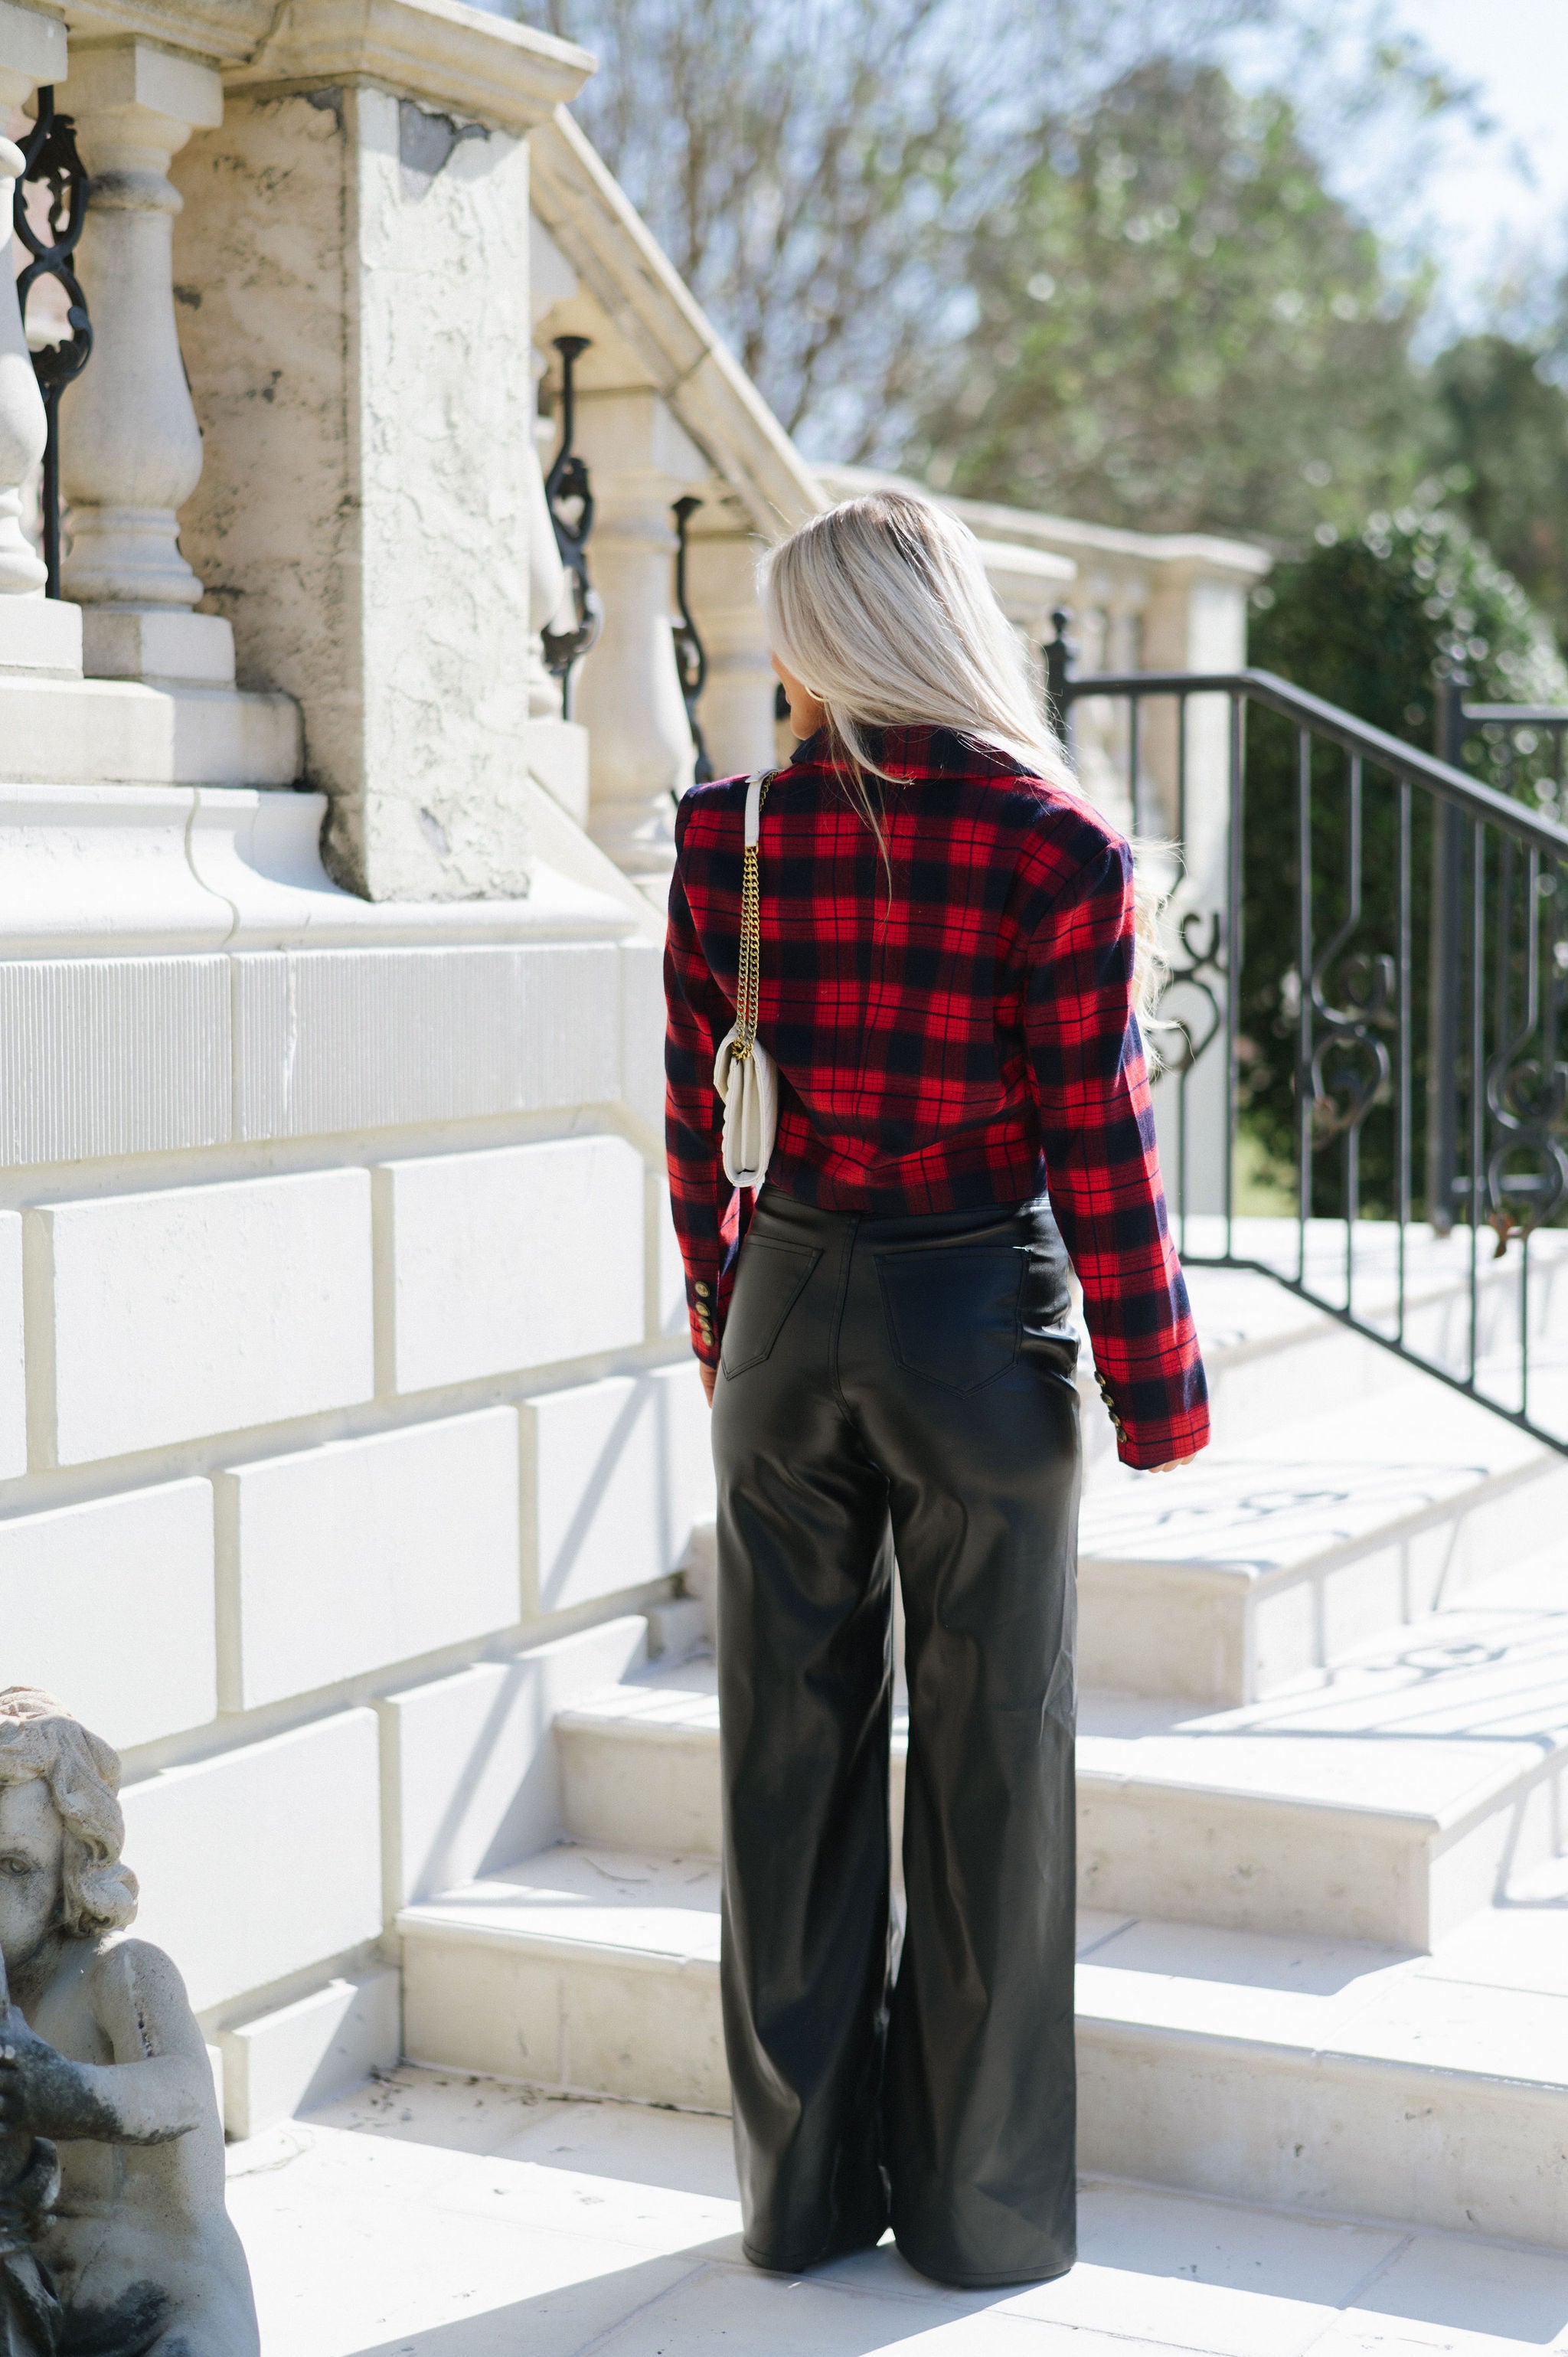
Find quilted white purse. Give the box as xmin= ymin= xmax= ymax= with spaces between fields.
xmin=713 ymin=770 xmax=777 ymax=1189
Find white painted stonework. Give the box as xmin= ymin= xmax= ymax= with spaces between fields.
xmin=215 ymin=1407 xmax=522 ymax=1709
xmin=519 ymin=1363 xmax=714 ymax=1617
xmin=123 ymin=1709 xmax=384 ymax=2015
xmin=0 ymin=1480 xmax=215 ymax=1747
xmin=377 ymin=1134 xmax=645 ymax=1394
xmin=217 ymin=1969 xmax=400 ymax=2141
xmin=0 ymin=1210 xmax=24 ymax=1477
xmin=20 ymin=0 xmax=1550 ymax=2284
xmin=172 ymin=60 xmax=578 ymax=900
xmin=378 ymin=1615 xmax=649 ymax=1908
xmin=32 ymin=1169 xmax=374 ymax=1463
xmin=57 ymin=41 xmax=225 ymax=618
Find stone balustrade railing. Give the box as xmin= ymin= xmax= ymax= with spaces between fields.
xmin=0 ymin=0 xmax=1269 ymax=924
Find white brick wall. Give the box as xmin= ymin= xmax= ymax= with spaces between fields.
xmin=122 ymin=1711 xmax=383 ymax=2015
xmin=215 ymin=1408 xmax=521 ymax=1710
xmin=217 ymin=1968 xmax=400 ymax=2139
xmin=0 ymin=893 xmax=702 ymax=2050
xmin=378 ymin=1617 xmax=648 ymax=1905
xmin=377 ymin=1135 xmax=645 ymax=1394
xmin=33 ymin=1169 xmax=374 ymax=1464
xmin=0 ymin=1212 xmax=25 ymax=1479
xmin=0 ymin=1481 xmax=216 ymax=1748
xmin=520 ymin=1362 xmax=714 ymax=1617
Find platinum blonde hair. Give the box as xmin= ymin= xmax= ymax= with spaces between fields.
xmin=0 ymin=1686 xmax=139 ymax=1937
xmin=761 ymin=489 xmax=1166 ymax=1034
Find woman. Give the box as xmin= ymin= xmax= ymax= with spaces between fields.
xmin=664 ymin=490 xmax=1208 ymax=2291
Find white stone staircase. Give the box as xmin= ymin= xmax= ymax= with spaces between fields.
xmin=395 ymin=1257 xmax=1568 ymax=2251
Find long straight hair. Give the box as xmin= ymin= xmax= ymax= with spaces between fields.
xmin=760 ymin=489 xmax=1166 ymax=1036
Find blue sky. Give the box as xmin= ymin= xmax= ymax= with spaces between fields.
xmin=1374 ymin=0 xmax=1568 ymax=328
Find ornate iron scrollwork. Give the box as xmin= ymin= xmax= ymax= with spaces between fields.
xmin=1308 ymin=942 xmax=1395 ymax=1140
xmin=541 ymin=334 xmax=603 ymax=714
xmin=12 ymin=87 xmax=92 ymax=600
xmin=1155 ymin=907 xmax=1225 ymax=1078
xmin=671 ymin=494 xmax=712 ymax=786
xmin=1483 ymin=845 xmax=1568 ymax=1249
xmin=1307 ymin=758 xmax=1395 ymax=1143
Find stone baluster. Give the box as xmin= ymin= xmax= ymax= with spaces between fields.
xmin=57 ymin=39 xmax=231 ymax=685
xmin=571 ymin=388 xmax=705 ymax=891
xmin=684 ymin=519 xmax=779 ymax=780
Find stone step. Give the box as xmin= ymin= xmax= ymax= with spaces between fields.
xmin=552 ymin=1551 xmax=1568 ymax=1950
xmin=1078 ymin=1373 xmax=1568 ymax=1702
xmin=396 ymin=1842 xmax=1568 ymax=2249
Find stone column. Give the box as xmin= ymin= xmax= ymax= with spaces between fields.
xmin=1142 ymin=546 xmax=1269 ymax=1217
xmin=57 ymin=39 xmax=231 ymax=686
xmin=686 ymin=519 xmax=776 ymax=782
xmin=571 ymin=387 xmax=705 ymax=890
xmin=0 ymin=0 xmax=79 ymax=675
xmin=174 ymin=1 xmax=591 ymax=900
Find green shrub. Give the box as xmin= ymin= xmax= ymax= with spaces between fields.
xmin=1236 ymin=499 xmax=1568 ymax=1218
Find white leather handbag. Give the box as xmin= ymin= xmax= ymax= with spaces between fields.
xmin=714 ymin=770 xmax=777 ymax=1189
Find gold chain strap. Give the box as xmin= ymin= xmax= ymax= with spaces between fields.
xmin=733 ymin=775 xmax=771 ymax=1063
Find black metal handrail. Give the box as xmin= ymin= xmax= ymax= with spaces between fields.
xmin=1057 ymin=659 xmax=1568 ymax=1453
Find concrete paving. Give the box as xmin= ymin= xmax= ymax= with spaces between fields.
xmin=229 ymin=2065 xmax=1568 ymax=2355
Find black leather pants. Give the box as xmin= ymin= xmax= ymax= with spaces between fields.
xmin=710 ymin=1183 xmax=1080 ymax=2290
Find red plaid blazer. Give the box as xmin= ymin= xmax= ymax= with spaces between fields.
xmin=664 ymin=725 xmax=1208 ymax=1468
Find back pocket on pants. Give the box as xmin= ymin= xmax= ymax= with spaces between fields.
xmin=720 ymin=1239 xmax=822 ymax=1376
xmin=875 ymin=1244 xmax=1023 ymax=1392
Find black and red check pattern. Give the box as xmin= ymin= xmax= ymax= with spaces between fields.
xmin=664 ymin=726 xmax=1209 ymax=1468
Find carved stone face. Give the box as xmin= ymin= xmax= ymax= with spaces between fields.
xmin=0 ymin=1780 xmax=65 ymax=1983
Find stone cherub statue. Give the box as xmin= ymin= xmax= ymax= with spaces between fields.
xmin=0 ymin=1688 xmax=258 ymax=2355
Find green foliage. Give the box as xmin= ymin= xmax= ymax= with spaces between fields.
xmin=1236 ymin=505 xmax=1568 ymax=1211
xmin=912 ymin=60 xmax=1431 ymax=540
xmin=1251 ymin=499 xmax=1568 ymax=743
xmin=1426 ymin=335 xmax=1568 ymax=651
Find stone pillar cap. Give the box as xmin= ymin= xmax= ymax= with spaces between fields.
xmin=225 ymin=0 xmax=594 ymax=132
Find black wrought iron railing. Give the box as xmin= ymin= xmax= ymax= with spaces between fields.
xmin=541 ymin=334 xmax=603 ymax=714
xmin=12 ymin=87 xmax=92 ymax=599
xmin=671 ymin=493 xmax=713 ymax=786
xmin=1056 ymin=655 xmax=1568 ymax=1453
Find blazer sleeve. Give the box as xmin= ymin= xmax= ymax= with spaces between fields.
xmin=664 ymin=806 xmax=736 ymax=1368
xmin=1022 ymin=832 xmax=1210 ymax=1469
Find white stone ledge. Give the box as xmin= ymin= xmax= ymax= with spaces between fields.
xmin=0 ymin=1479 xmax=216 ymax=1748
xmin=236 ymin=943 xmax=622 ymax=1143
xmin=216 ymin=1407 xmax=521 ymax=1710
xmin=122 ymin=1708 xmax=383 ymax=2015
xmin=189 ymin=786 xmax=638 ymax=951
xmin=225 ymin=0 xmax=594 ymax=131
xmin=0 ymin=956 xmax=231 ymax=1162
xmin=0 ymin=678 xmax=300 ymax=788
xmin=0 ymin=943 xmax=630 ymax=1163
xmin=0 ymin=784 xmax=636 ymax=957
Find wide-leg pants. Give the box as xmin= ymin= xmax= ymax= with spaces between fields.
xmin=710 ymin=1182 xmax=1081 ymax=2290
